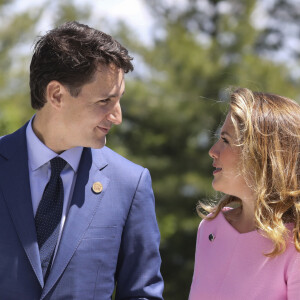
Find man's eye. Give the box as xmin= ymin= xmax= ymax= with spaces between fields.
xmin=99 ymin=99 xmax=110 ymax=103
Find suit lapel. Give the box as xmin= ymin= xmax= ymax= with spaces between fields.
xmin=0 ymin=124 xmax=44 ymax=288
xmin=41 ymin=147 xmax=110 ymax=299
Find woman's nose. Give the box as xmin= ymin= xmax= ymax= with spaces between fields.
xmin=209 ymin=142 xmax=219 ymax=159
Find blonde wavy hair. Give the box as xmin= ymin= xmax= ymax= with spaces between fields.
xmin=198 ymin=88 xmax=300 ymax=257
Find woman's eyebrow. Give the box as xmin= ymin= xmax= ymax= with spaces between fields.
xmin=220 ymin=131 xmax=232 ymax=138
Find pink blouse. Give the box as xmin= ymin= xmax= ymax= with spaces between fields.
xmin=189 ymin=210 xmax=300 ymax=300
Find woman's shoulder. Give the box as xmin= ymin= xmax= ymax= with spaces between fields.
xmin=198 ymin=207 xmax=243 ymax=239
xmin=196 ymin=207 xmax=237 ymax=244
xmin=198 ymin=207 xmax=231 ymax=229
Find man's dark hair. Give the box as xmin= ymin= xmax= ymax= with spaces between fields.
xmin=30 ymin=21 xmax=134 ymax=109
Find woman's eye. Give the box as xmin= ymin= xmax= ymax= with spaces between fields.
xmin=222 ymin=137 xmax=229 ymax=144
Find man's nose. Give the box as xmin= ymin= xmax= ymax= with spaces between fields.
xmin=107 ymin=102 xmax=122 ymax=125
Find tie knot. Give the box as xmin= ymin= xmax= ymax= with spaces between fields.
xmin=50 ymin=157 xmax=67 ymax=175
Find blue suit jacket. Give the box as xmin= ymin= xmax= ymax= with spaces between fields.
xmin=0 ymin=123 xmax=164 ymax=300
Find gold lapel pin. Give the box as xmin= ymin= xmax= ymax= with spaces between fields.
xmin=92 ymin=182 xmax=103 ymax=194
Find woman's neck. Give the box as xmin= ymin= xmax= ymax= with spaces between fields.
xmin=224 ymin=198 xmax=256 ymax=233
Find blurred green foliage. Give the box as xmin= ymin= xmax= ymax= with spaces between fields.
xmin=1 ymin=0 xmax=300 ymax=299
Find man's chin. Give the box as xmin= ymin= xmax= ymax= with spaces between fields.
xmin=90 ymin=137 xmax=106 ymax=149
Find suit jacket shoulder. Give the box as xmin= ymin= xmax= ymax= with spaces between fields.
xmin=91 ymin=146 xmax=145 ymax=185
xmin=95 ymin=146 xmax=144 ymax=171
xmin=0 ymin=123 xmax=28 ymax=160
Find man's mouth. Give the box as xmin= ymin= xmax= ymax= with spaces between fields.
xmin=97 ymin=126 xmax=110 ymax=134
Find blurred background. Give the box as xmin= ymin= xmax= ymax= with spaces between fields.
xmin=1 ymin=0 xmax=300 ymax=298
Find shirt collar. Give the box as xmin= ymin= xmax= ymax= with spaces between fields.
xmin=26 ymin=116 xmax=83 ymax=172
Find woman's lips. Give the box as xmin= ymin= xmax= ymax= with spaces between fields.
xmin=213 ymin=168 xmax=222 ymax=175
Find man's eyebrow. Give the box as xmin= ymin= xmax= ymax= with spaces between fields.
xmin=221 ymin=131 xmax=232 ymax=138
xmin=106 ymin=90 xmax=125 ymax=98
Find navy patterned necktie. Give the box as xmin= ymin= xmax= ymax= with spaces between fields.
xmin=35 ymin=157 xmax=67 ymax=281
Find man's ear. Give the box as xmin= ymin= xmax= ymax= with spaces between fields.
xmin=46 ymin=81 xmax=67 ymax=109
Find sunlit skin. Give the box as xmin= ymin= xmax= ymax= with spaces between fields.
xmin=209 ymin=113 xmax=256 ymax=233
xmin=32 ymin=63 xmax=124 ymax=153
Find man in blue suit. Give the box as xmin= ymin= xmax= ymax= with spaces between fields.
xmin=0 ymin=21 xmax=164 ymax=299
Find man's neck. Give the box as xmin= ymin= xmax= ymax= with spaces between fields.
xmin=32 ymin=112 xmax=67 ymax=154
